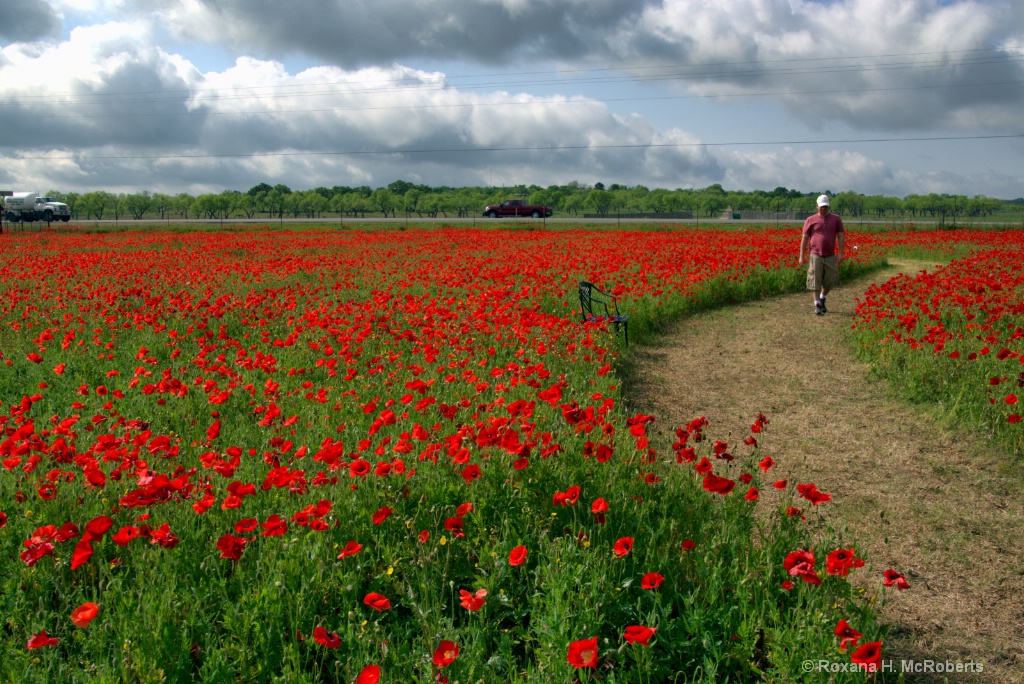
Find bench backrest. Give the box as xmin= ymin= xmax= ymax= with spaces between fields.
xmin=579 ymin=280 xmax=619 ymax=321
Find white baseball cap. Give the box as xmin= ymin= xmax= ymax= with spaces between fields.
xmin=816 ymin=194 xmax=830 ymax=207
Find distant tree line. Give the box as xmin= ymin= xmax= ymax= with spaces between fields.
xmin=37 ymin=181 xmax=1015 ymax=222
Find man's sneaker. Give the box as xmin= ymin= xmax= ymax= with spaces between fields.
xmin=818 ymin=297 xmax=827 ymax=313
xmin=814 ymin=301 xmax=825 ymax=316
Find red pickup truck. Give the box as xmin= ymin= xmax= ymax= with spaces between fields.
xmin=483 ymin=199 xmax=553 ymax=218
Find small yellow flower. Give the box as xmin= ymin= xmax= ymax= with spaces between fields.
xmin=386 ymin=566 xmax=394 ymax=576
xmin=439 ymin=536 xmax=447 ymax=546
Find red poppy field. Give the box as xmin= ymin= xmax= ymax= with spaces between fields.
xmin=852 ymin=244 xmax=1024 ymax=454
xmin=0 ymin=224 xmax=1018 ymax=683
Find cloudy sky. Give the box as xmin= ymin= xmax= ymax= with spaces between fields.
xmin=1 ymin=0 xmax=1023 ymax=197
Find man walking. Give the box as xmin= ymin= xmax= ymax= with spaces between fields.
xmin=798 ymin=194 xmax=844 ymax=315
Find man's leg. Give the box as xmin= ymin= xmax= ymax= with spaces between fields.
xmin=810 ymin=255 xmax=826 ymax=314
xmin=818 ymin=256 xmax=839 ymax=312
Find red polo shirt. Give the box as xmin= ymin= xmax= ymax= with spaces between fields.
xmin=802 ymin=213 xmax=844 ymax=257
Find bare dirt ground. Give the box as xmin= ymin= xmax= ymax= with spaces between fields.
xmin=625 ymin=260 xmax=1024 ymax=683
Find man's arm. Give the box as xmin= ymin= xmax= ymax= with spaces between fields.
xmin=836 ymin=231 xmax=845 ymax=263
xmin=798 ymin=233 xmax=808 ymax=265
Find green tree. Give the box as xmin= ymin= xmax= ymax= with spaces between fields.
xmin=297 ymin=190 xmax=329 ymax=218
xmin=174 ymin=193 xmax=195 ymax=220
xmin=371 ymin=188 xmax=398 ymax=217
xmin=79 ymin=191 xmax=114 ymax=220
xmin=236 ymin=193 xmax=259 ymax=219
xmin=150 ymin=193 xmax=173 ymax=220
xmin=584 ymin=188 xmax=613 ymax=216
xmin=62 ymin=192 xmax=81 ymax=219
xmin=122 ymin=191 xmax=153 ymax=220
xmin=247 ymin=182 xmax=273 ymax=197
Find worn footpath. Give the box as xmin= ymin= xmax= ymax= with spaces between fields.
xmin=627 ymin=260 xmax=1024 ymax=683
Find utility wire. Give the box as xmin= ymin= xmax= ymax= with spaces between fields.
xmin=10 ymin=133 xmax=1024 ymax=162
xmin=11 ymin=79 xmax=1024 ymax=121
xmin=3 ymin=48 xmax=1021 ymax=107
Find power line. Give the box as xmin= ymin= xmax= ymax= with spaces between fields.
xmin=2 ymin=47 xmax=1021 ymax=107
xmin=11 ymin=79 xmax=1024 ymax=121
xmin=8 ymin=133 xmax=1023 ymax=162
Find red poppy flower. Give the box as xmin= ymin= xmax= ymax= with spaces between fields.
xmin=783 ymin=549 xmax=822 ymax=586
xmin=834 ymin=619 xmax=862 ymax=652
xmin=591 ymin=498 xmax=608 ymax=514
xmin=744 ymin=487 xmax=759 ymax=501
xmin=773 ymin=479 xmax=787 ymax=489
xmin=640 ymin=572 xmax=664 ymax=590
xmin=418 ymin=530 xmax=429 ymax=544
xmin=349 ymin=459 xmax=371 ymax=478
xmin=509 ymin=545 xmax=527 ymax=566
xmin=456 ymin=502 xmax=473 ymax=517
xmin=758 ymin=456 xmax=775 ymax=471
xmin=681 ymin=539 xmax=695 ymax=551
xmin=694 ymin=457 xmax=713 ymax=474
xmin=71 ymin=602 xmax=100 ymax=628
xmin=337 ymin=540 xmax=363 ymax=559
xmin=111 ymin=526 xmax=139 ymax=546
xmin=27 ymin=630 xmax=60 ymax=649
xmin=566 ymin=636 xmax=599 ymax=668
xmin=461 ymin=464 xmax=481 ymax=483
xmin=702 ymin=473 xmax=735 ymax=495
xmin=850 ymin=640 xmax=883 ymax=672
xmin=260 ymin=514 xmax=288 ymax=537
xmin=623 ymin=625 xmax=657 ymax=647
xmin=781 ymin=580 xmax=794 ymax=590
xmin=234 ymin=518 xmax=258 ymax=534
xmin=797 ymin=482 xmax=831 ymax=505
xmin=371 ymin=505 xmax=394 ymax=525
xmin=826 ymin=548 xmax=864 ymax=576
xmin=313 ymin=626 xmax=341 ymax=648
xmin=363 ymin=593 xmax=391 ymax=612
xmin=564 ymin=485 xmax=581 ymax=504
xmin=433 ymin=640 xmax=459 ymax=668
xmin=55 ymin=522 xmax=80 ymax=543
xmin=26 ymin=352 xmax=44 ymax=364
xmin=613 ymin=537 xmax=634 ymax=558
xmin=882 ymin=569 xmax=910 ymax=590
xmin=0 ymin=511 xmax=6 ymax=529
xmin=355 ymin=665 xmax=380 ymax=684
xmin=444 ymin=516 xmax=465 ymax=538
xmin=216 ymin=534 xmax=248 ymax=562
xmin=149 ymin=523 xmax=179 ymax=548
xmin=84 ymin=515 xmax=114 ymax=541
xmin=459 ymin=588 xmax=487 ymax=611
xmin=71 ymin=539 xmax=94 ymax=570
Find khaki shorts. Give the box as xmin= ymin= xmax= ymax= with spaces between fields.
xmin=806 ymin=254 xmax=840 ymax=292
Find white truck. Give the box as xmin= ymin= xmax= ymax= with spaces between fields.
xmin=3 ymin=192 xmax=71 ymax=223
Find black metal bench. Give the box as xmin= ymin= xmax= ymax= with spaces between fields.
xmin=578 ymin=281 xmax=628 ymax=345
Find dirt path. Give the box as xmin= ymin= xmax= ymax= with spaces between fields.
xmin=626 ymin=260 xmax=1024 ymax=683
